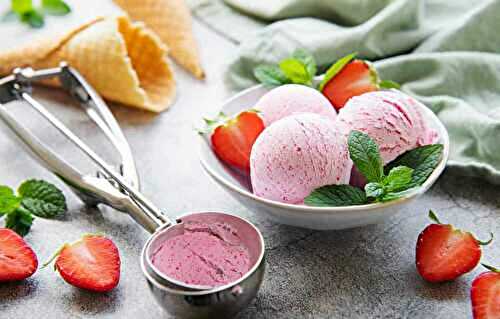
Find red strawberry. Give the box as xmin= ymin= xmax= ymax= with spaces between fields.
xmin=45 ymin=234 xmax=120 ymax=292
xmin=471 ymin=264 xmax=500 ymax=319
xmin=415 ymin=211 xmax=492 ymax=283
xmin=319 ymin=53 xmax=399 ymax=111
xmin=206 ymin=111 xmax=264 ymax=171
xmin=0 ymin=228 xmax=38 ymax=282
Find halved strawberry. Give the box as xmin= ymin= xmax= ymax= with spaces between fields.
xmin=415 ymin=211 xmax=492 ymax=283
xmin=0 ymin=228 xmax=38 ymax=282
xmin=471 ymin=264 xmax=500 ymax=319
xmin=45 ymin=234 xmax=120 ymax=292
xmin=203 ymin=111 xmax=264 ymax=171
xmin=319 ymin=53 xmax=399 ymax=111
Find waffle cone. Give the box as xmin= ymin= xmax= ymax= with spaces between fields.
xmin=114 ymin=0 xmax=205 ymax=79
xmin=0 ymin=16 xmax=175 ymax=113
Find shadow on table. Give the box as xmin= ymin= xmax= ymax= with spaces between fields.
xmin=63 ymin=286 xmax=122 ymax=316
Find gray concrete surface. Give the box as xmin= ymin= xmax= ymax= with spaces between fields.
xmin=0 ymin=17 xmax=499 ymax=319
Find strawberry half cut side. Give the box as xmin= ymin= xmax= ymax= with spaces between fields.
xmin=0 ymin=228 xmax=38 ymax=282
xmin=44 ymin=234 xmax=121 ymax=292
xmin=415 ymin=211 xmax=493 ymax=283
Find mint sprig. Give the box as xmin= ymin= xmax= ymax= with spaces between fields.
xmin=304 ymin=185 xmax=366 ymax=207
xmin=305 ymin=131 xmax=443 ymax=207
xmin=9 ymin=0 xmax=71 ymax=28
xmin=253 ymin=49 xmax=317 ymax=88
xmin=348 ymin=130 xmax=384 ymax=183
xmin=385 ymin=144 xmax=444 ymax=188
xmin=0 ymin=179 xmax=67 ymax=236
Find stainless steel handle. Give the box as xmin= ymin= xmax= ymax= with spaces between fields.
xmin=0 ymin=64 xmax=171 ymax=232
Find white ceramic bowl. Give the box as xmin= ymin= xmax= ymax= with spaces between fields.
xmin=199 ymin=85 xmax=450 ymax=230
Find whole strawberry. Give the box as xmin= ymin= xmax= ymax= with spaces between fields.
xmin=0 ymin=228 xmax=38 ymax=282
xmin=45 ymin=234 xmax=120 ymax=292
xmin=203 ymin=110 xmax=264 ymax=171
xmin=416 ymin=211 xmax=493 ymax=283
xmin=471 ymin=264 xmax=500 ymax=319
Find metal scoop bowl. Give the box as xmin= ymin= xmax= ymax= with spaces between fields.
xmin=0 ymin=64 xmax=265 ymax=318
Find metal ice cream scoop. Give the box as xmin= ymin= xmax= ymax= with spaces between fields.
xmin=0 ymin=64 xmax=265 ymax=319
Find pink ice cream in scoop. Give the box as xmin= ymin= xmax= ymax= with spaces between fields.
xmin=151 ymin=221 xmax=251 ymax=287
xmin=256 ymin=84 xmax=337 ymax=126
xmin=250 ymin=113 xmax=352 ymax=204
xmin=336 ymin=90 xmax=438 ymax=164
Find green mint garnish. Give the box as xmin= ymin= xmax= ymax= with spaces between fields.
xmin=292 ymin=49 xmax=317 ymax=81
xmin=254 ymin=49 xmax=317 ymax=88
xmin=0 ymin=179 xmax=67 ymax=236
xmin=279 ymin=58 xmax=312 ymax=86
xmin=383 ymin=166 xmax=414 ymax=193
xmin=41 ymin=0 xmax=71 ymax=15
xmin=347 ymin=130 xmax=384 ymax=183
xmin=306 ymin=131 xmax=442 ymax=207
xmin=385 ymin=144 xmax=444 ymax=188
xmin=304 ymin=185 xmax=367 ymax=207
xmin=19 ymin=179 xmax=67 ymax=218
xmin=318 ymin=52 xmax=356 ymax=91
xmin=253 ymin=65 xmax=289 ymax=87
xmin=0 ymin=186 xmax=21 ymax=215
xmin=9 ymin=0 xmax=71 ymax=28
xmin=5 ymin=206 xmax=34 ymax=237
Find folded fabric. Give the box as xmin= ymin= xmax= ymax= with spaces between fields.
xmin=0 ymin=16 xmax=176 ymax=113
xmin=114 ymin=0 xmax=205 ymax=79
xmin=188 ymin=0 xmax=500 ymax=184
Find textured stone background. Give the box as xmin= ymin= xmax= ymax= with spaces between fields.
xmin=0 ymin=15 xmax=499 ymax=319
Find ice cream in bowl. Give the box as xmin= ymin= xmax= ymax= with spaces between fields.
xmin=199 ymin=53 xmax=449 ymax=230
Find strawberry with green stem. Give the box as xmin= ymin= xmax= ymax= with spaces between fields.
xmin=201 ymin=110 xmax=264 ymax=172
xmin=416 ymin=210 xmax=493 ymax=283
xmin=44 ymin=234 xmax=120 ymax=292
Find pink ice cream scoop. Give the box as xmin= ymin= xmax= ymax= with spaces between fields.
xmin=336 ymin=90 xmax=438 ymax=164
xmin=151 ymin=221 xmax=251 ymax=287
xmin=255 ymin=84 xmax=337 ymax=126
xmin=250 ymin=113 xmax=353 ymax=204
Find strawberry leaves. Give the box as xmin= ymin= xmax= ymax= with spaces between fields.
xmin=318 ymin=52 xmax=356 ymax=91
xmin=0 ymin=179 xmax=67 ymax=236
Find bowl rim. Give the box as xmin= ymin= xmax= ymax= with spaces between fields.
xmin=199 ymin=84 xmax=450 ymax=214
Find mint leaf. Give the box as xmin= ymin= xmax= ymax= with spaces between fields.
xmin=379 ymin=188 xmax=417 ymax=202
xmin=379 ymin=80 xmax=400 ymax=90
xmin=21 ymin=9 xmax=44 ymax=28
xmin=254 ymin=65 xmax=289 ymax=87
xmin=292 ymin=49 xmax=316 ymax=79
xmin=305 ymin=185 xmax=367 ymax=207
xmin=18 ymin=179 xmax=66 ymax=218
xmin=5 ymin=207 xmax=34 ymax=237
xmin=42 ymin=0 xmax=70 ymax=15
xmin=0 ymin=186 xmax=21 ymax=216
xmin=383 ymin=166 xmax=413 ymax=193
xmin=279 ymin=58 xmax=312 ymax=86
xmin=11 ymin=0 xmax=33 ymax=14
xmin=365 ymin=182 xmax=384 ymax=199
xmin=348 ymin=130 xmax=384 ymax=183
xmin=319 ymin=52 xmax=356 ymax=91
xmin=385 ymin=144 xmax=444 ymax=188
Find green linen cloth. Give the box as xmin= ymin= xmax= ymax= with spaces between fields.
xmin=188 ymin=0 xmax=500 ymax=184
